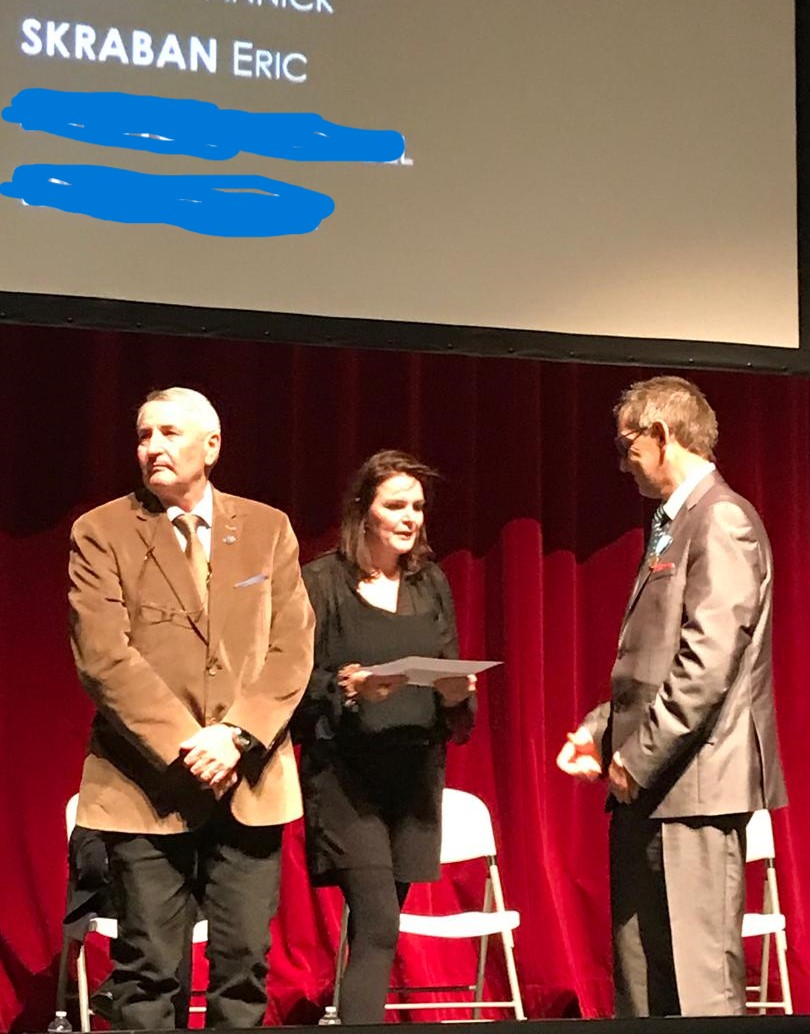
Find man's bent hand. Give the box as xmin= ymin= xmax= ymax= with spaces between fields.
xmin=556 ymin=726 xmax=603 ymax=781
xmin=608 ymin=751 xmax=639 ymax=804
xmin=180 ymin=725 xmax=240 ymax=796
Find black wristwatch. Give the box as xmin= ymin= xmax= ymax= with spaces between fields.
xmin=227 ymin=726 xmax=252 ymax=753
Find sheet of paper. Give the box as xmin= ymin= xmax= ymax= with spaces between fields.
xmin=366 ymin=656 xmax=501 ymax=686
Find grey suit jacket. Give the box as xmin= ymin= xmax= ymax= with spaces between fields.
xmin=585 ymin=471 xmax=786 ymax=819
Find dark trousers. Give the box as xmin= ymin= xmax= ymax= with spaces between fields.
xmin=107 ymin=809 xmax=283 ymax=1030
xmin=66 ymin=826 xmax=193 ymax=1024
xmin=610 ymin=808 xmax=748 ymax=1018
xmin=336 ymin=867 xmax=410 ymax=1024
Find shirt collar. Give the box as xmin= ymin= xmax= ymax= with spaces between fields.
xmin=166 ymin=481 xmax=214 ymax=527
xmin=662 ymin=462 xmax=715 ymax=521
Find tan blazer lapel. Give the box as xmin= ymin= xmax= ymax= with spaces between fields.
xmin=134 ymin=499 xmax=209 ymax=643
xmin=207 ymin=490 xmax=243 ymax=655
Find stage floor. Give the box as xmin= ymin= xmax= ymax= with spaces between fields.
xmin=283 ymin=1019 xmax=808 ymax=1034
xmin=30 ymin=1018 xmax=808 ymax=1034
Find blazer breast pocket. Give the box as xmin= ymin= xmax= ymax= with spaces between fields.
xmin=234 ymin=573 xmax=269 ymax=589
xmin=231 ymin=573 xmax=272 ymax=632
xmin=646 ymin=562 xmax=676 ymax=581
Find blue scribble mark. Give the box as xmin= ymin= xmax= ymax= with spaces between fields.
xmin=0 ymin=164 xmax=335 ymax=237
xmin=3 ymin=89 xmax=406 ymax=163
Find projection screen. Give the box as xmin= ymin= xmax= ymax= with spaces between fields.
xmin=0 ymin=1 xmax=804 ymax=369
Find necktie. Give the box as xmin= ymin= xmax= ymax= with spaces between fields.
xmin=646 ymin=504 xmax=670 ymax=559
xmin=174 ymin=514 xmax=209 ymax=603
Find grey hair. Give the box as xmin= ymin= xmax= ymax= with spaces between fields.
xmin=614 ymin=376 xmax=717 ymax=460
xmin=137 ymin=387 xmax=221 ymax=434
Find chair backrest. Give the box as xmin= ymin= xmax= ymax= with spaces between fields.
xmin=440 ymin=788 xmax=497 ymax=863
xmin=746 ymin=809 xmax=776 ymax=863
xmin=66 ymin=793 xmax=79 ymax=840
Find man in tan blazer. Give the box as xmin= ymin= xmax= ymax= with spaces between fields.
xmin=69 ymin=387 xmax=314 ymax=1029
xmin=557 ymin=376 xmax=786 ymax=1017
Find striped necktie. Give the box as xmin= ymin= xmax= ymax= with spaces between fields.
xmin=173 ymin=513 xmax=210 ymax=603
xmin=646 ymin=504 xmax=670 ymax=559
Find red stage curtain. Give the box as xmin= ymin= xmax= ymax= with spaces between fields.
xmin=0 ymin=325 xmax=808 ymax=1030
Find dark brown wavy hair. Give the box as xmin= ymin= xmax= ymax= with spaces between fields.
xmin=339 ymin=450 xmax=438 ymax=579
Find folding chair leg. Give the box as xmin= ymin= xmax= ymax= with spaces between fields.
xmin=501 ymin=931 xmax=526 ymax=1021
xmin=489 ymin=864 xmax=526 ymax=1021
xmin=332 ymin=905 xmax=349 ymax=1014
xmin=775 ymin=932 xmax=793 ymax=1015
xmin=472 ymin=932 xmax=490 ymax=1021
xmin=76 ymin=942 xmax=91 ymax=1033
xmin=471 ymin=878 xmax=494 ymax=1020
xmin=756 ymin=934 xmax=771 ymax=1015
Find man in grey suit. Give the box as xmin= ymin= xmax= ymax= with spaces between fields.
xmin=557 ymin=375 xmax=786 ymax=1017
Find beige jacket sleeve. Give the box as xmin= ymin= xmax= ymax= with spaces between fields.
xmin=69 ymin=512 xmax=202 ymax=767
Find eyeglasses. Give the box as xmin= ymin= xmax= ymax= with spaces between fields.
xmin=614 ymin=427 xmax=649 ymax=458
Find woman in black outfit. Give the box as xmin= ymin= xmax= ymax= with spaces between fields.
xmin=293 ymin=450 xmax=476 ymax=1024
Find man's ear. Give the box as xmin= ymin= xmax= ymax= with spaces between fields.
xmin=649 ymin=420 xmax=670 ymax=447
xmin=205 ymin=431 xmax=221 ymax=470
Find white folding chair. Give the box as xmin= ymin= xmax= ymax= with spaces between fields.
xmin=742 ymin=809 xmax=793 ymax=1015
xmin=65 ymin=794 xmax=209 ymax=1031
xmin=333 ymin=787 xmax=525 ymax=1021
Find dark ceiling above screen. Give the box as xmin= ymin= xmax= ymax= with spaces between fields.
xmin=0 ymin=0 xmax=806 ymax=372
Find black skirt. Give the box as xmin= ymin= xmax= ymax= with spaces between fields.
xmin=302 ymin=727 xmax=445 ymax=886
